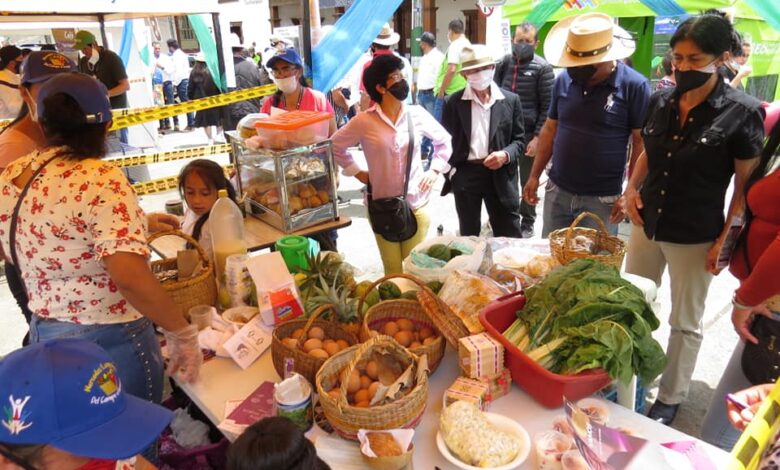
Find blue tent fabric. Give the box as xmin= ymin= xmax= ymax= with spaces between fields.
xmin=312 ymin=0 xmax=403 ymax=93
xmin=638 ymin=0 xmax=686 ymax=16
xmin=118 ymin=19 xmax=133 ymax=67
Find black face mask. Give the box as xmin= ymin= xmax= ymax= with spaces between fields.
xmin=388 ymin=80 xmax=410 ymax=101
xmin=567 ymin=64 xmax=598 ymax=84
xmin=512 ymin=43 xmax=535 ymax=62
xmin=674 ymin=69 xmax=713 ymax=94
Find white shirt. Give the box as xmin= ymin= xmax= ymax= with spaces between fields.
xmin=446 ymin=35 xmax=471 ymax=65
xmin=0 ymin=69 xmax=22 ymax=120
xmin=170 ymin=49 xmax=191 ymax=85
xmin=182 ymin=208 xmax=214 ymax=263
xmin=155 ymin=53 xmax=174 ymax=83
xmin=462 ymin=82 xmax=505 ymax=161
xmin=417 ymin=47 xmax=444 ymax=90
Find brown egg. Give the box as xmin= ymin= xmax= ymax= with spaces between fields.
xmin=409 ymin=341 xmax=422 ymax=349
xmin=282 ymin=338 xmax=298 ymax=349
xmin=396 ymin=318 xmax=414 ymax=331
xmin=303 ymin=338 xmax=323 ymax=352
xmin=383 ymin=321 xmax=399 ymax=337
xmin=423 ymin=336 xmax=437 ymax=346
xmin=365 ymin=361 xmax=379 ymax=380
xmin=308 ymin=326 xmax=325 ymax=340
xmin=367 ymin=381 xmax=380 ymax=400
xmin=347 ymin=370 xmax=361 ymax=394
xmin=291 ymin=328 xmax=305 ymax=339
xmin=309 ymin=348 xmax=329 ymax=359
xmin=336 ymin=339 xmax=350 ymax=351
xmin=324 ymin=342 xmax=340 ymax=357
xmin=354 ymin=389 xmax=370 ymax=404
xmin=418 ymin=327 xmax=434 ymax=340
xmin=359 ymin=375 xmax=372 ymax=390
xmin=355 ymin=400 xmax=370 ymax=408
xmin=393 ymin=331 xmax=413 ymax=347
xmin=328 ymin=389 xmax=341 ymax=400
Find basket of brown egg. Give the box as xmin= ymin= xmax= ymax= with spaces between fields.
xmin=272 ymin=304 xmax=358 ymax=385
xmin=358 ymin=274 xmax=446 ymax=374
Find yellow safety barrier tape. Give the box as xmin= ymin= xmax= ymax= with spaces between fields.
xmin=107 ymin=143 xmax=231 ymax=168
xmin=132 ymin=164 xmax=234 ymax=196
xmin=110 ymin=84 xmax=277 ymax=130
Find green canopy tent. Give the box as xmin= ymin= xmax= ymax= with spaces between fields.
xmin=503 ymin=0 xmax=780 ymax=100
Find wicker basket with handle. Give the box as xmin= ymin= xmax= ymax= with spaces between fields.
xmin=316 ymin=335 xmax=429 ymax=440
xmin=357 ymin=273 xmax=446 ymax=374
xmin=148 ymin=230 xmax=217 ymax=318
xmin=549 ymin=211 xmax=626 ymax=269
xmin=272 ymin=304 xmax=359 ymax=385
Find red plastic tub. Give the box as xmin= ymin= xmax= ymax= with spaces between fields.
xmin=479 ymin=291 xmax=613 ymax=408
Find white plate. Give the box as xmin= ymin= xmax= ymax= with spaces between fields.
xmin=436 ymin=412 xmax=531 ymax=470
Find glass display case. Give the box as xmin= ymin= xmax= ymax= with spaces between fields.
xmin=227 ymin=131 xmax=339 ymax=233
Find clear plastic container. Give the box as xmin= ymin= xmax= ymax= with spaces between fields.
xmin=254 ymin=110 xmax=331 ymax=149
xmin=210 ymin=189 xmax=248 ymax=308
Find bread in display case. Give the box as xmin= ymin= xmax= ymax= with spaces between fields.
xmin=227 ymin=131 xmax=339 ymax=233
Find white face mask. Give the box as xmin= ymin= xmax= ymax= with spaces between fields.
xmin=467 ymin=68 xmax=494 ymax=91
xmin=274 ymin=75 xmax=299 ymax=94
xmin=88 ymin=46 xmax=100 ymax=66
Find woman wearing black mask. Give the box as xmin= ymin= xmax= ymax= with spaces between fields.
xmin=619 ymin=13 xmax=765 ymax=426
xmin=331 ymin=54 xmax=452 ymax=274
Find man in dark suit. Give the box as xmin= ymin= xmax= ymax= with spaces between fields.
xmin=441 ymin=45 xmax=525 ymax=237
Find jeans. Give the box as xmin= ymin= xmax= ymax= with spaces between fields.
xmin=417 ymin=90 xmax=435 ymax=167
xmin=176 ymin=79 xmax=195 ymax=128
xmin=541 ymin=179 xmax=619 ymax=237
xmin=433 ymin=95 xmax=445 ymax=122
xmin=518 ymin=153 xmax=535 ymax=230
xmin=162 ymin=81 xmax=177 ymax=127
xmin=118 ymin=127 xmax=128 ymax=144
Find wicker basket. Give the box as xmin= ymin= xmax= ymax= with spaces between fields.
xmin=358 ymin=274 xmax=446 ymax=374
xmin=148 ymin=230 xmax=217 ymax=318
xmin=272 ymin=304 xmax=359 ymax=385
xmin=316 ymin=335 xmax=429 ymax=440
xmin=549 ymin=212 xmax=626 ymax=269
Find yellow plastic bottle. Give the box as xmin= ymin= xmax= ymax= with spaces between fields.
xmin=210 ymin=189 xmax=248 ymax=309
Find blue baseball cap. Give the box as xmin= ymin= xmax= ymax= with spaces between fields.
xmin=36 ymin=72 xmax=112 ymax=124
xmin=0 ymin=339 xmax=172 ymax=460
xmin=20 ymin=51 xmax=77 ymax=85
xmin=266 ymin=47 xmax=303 ymax=69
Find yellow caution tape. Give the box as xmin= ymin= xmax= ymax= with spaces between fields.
xmin=728 ymin=378 xmax=780 ymax=470
xmin=107 ymin=143 xmax=231 ymax=168
xmin=110 ymin=84 xmax=277 ymax=130
xmin=132 ymin=164 xmax=234 ymax=196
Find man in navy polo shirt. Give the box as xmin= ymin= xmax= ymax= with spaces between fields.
xmin=523 ymin=13 xmax=650 ymax=236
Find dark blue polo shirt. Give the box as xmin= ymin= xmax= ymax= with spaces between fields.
xmin=548 ymin=61 xmax=650 ymax=196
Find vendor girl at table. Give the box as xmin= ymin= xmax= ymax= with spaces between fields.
xmin=0 ymin=339 xmax=170 ymax=470
xmin=331 ymin=54 xmax=452 ymax=275
xmin=700 ymin=118 xmax=780 ymax=450
xmin=261 ymin=48 xmax=336 ymax=136
xmin=618 ymin=14 xmax=765 ymax=426
xmin=227 ymin=416 xmax=330 ymax=470
xmin=180 ymin=159 xmax=238 ymax=262
xmin=0 ymin=73 xmax=202 ymax=410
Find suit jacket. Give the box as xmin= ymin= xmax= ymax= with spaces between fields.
xmin=441 ymin=87 xmax=526 ymax=206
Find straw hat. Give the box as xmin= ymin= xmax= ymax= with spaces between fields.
xmin=459 ymin=45 xmax=498 ymax=72
xmin=373 ymin=23 xmax=400 ymax=46
xmin=543 ymin=13 xmax=635 ymax=68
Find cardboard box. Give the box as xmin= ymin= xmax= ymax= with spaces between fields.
xmin=458 ymin=333 xmax=504 ymax=379
xmin=475 ymin=367 xmax=512 ymax=403
xmin=443 ymin=377 xmax=490 ymax=411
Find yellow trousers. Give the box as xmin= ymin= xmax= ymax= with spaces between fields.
xmin=373 ymin=206 xmax=430 ymax=275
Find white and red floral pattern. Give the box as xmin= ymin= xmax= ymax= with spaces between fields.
xmin=0 ymin=147 xmax=149 ymax=324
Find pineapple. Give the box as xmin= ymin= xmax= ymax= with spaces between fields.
xmin=305 ymin=267 xmax=360 ymax=336
xmin=297 ymin=252 xmax=357 ymax=300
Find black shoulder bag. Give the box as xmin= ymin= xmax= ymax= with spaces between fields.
xmin=8 ymin=155 xmax=59 ymax=298
xmin=366 ymin=115 xmax=418 ymax=242
xmin=739 ymin=223 xmax=780 ymax=385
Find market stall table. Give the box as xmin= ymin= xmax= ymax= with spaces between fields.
xmin=150 ymin=215 xmax=352 ymax=258
xmin=174 ymin=347 xmax=728 ymax=469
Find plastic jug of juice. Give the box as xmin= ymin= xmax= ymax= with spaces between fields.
xmin=210 ymin=189 xmax=248 ymax=308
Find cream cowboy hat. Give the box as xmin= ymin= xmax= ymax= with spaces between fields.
xmin=459 ymin=44 xmax=498 ymax=72
xmin=543 ymin=12 xmax=635 ymax=68
xmin=373 ymin=23 xmax=400 ymax=46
